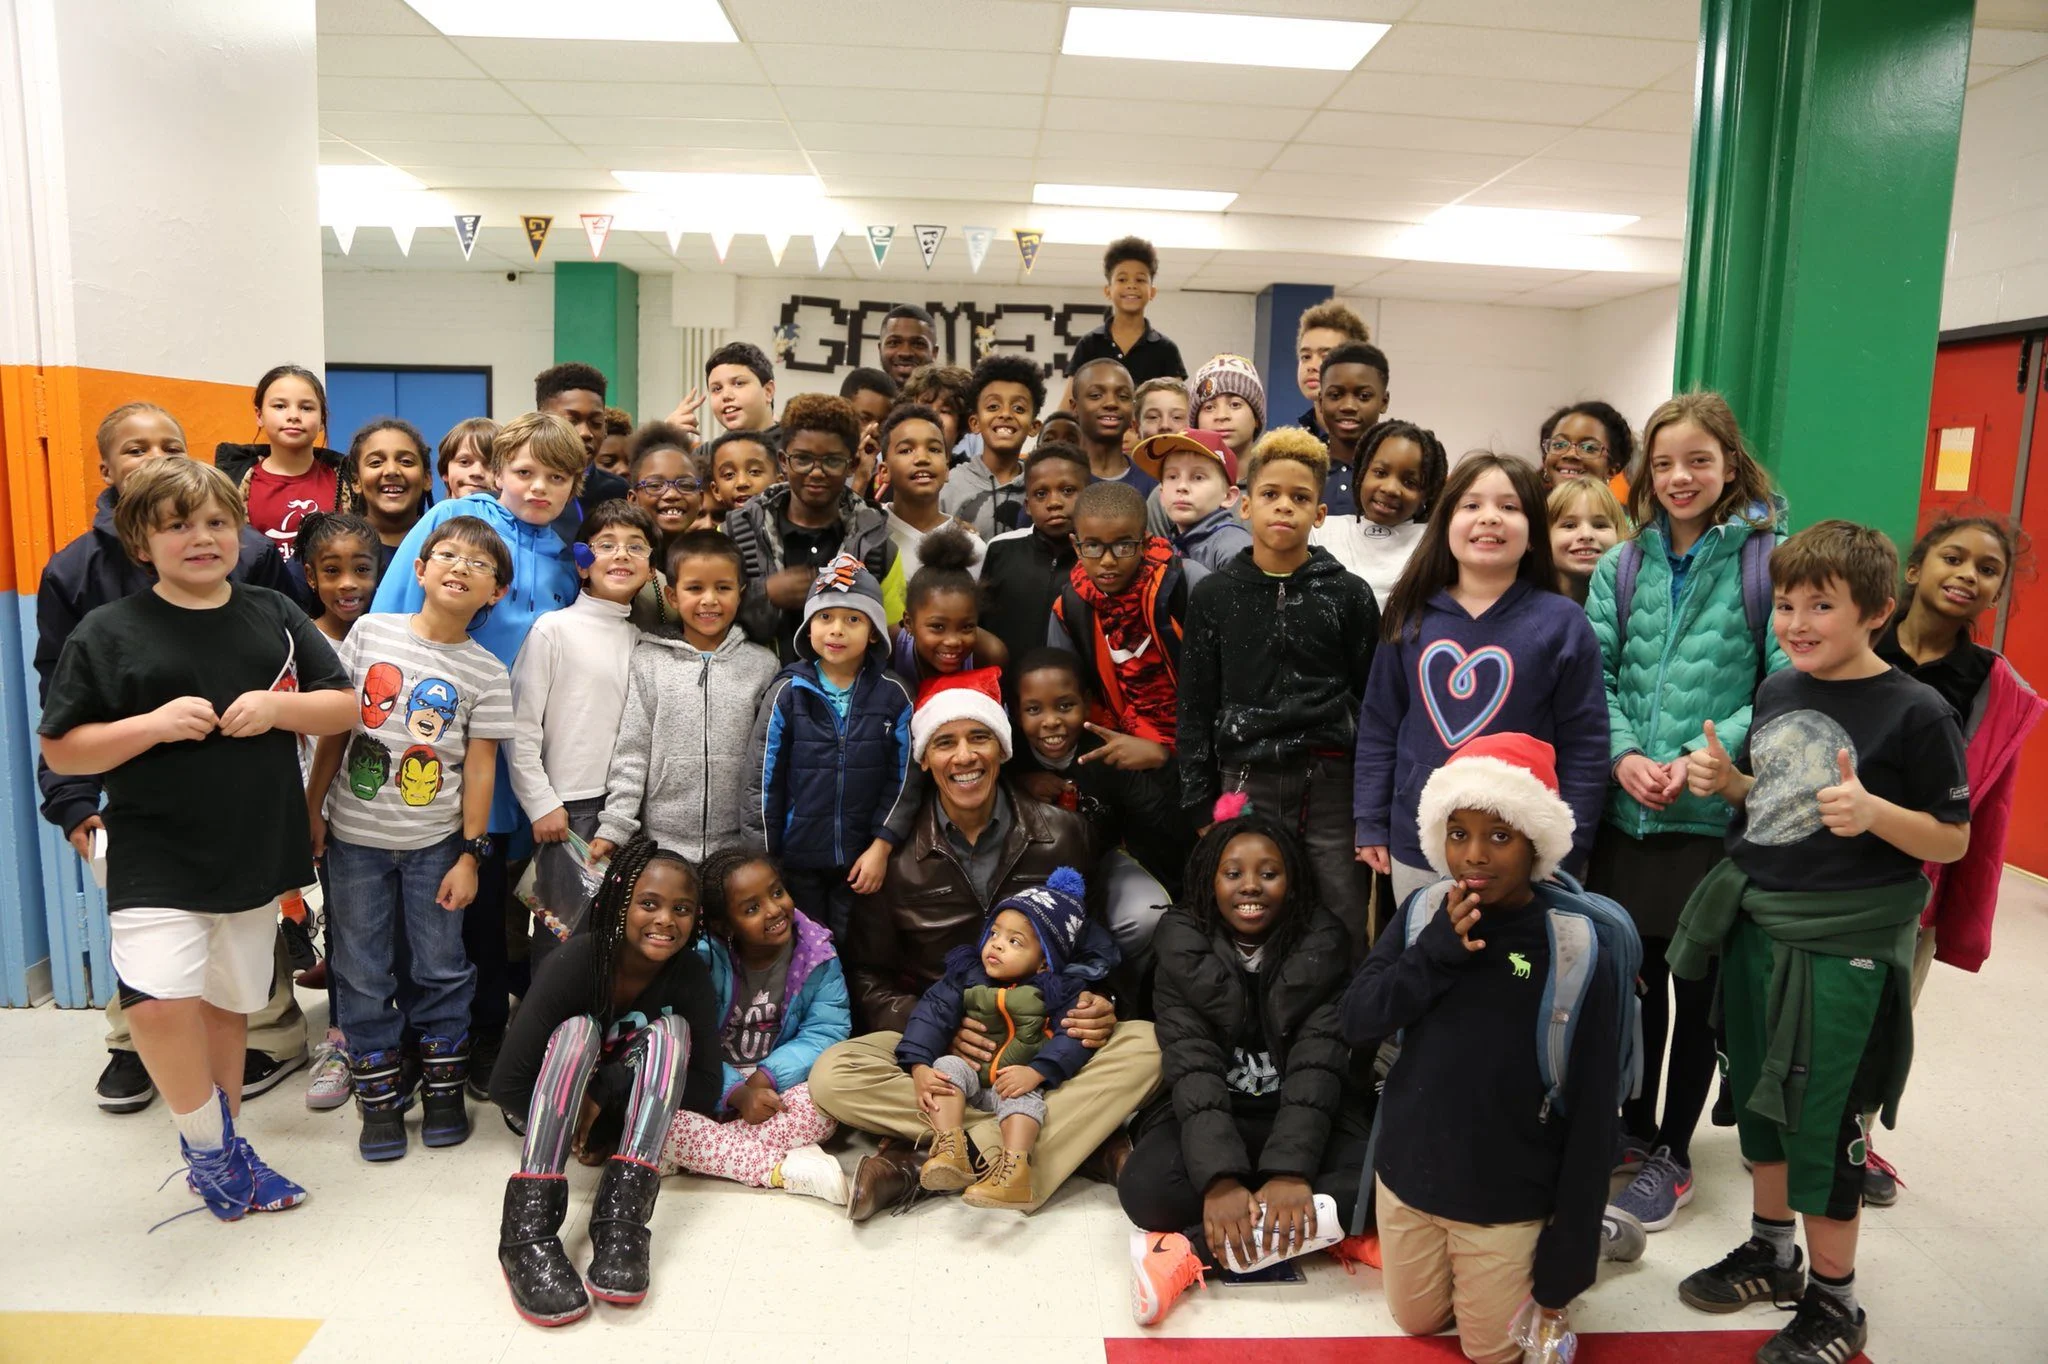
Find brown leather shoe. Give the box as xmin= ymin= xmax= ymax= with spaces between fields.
xmin=847 ymin=1142 xmax=932 ymax=1222
xmin=1079 ymin=1130 xmax=1132 ymax=1187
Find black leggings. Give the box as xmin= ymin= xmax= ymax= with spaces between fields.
xmin=1119 ymin=1105 xmax=1368 ymax=1268
xmin=1624 ymin=937 xmax=1719 ymax=1167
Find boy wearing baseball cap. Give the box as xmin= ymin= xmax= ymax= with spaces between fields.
xmin=1134 ymin=428 xmax=1251 ymax=572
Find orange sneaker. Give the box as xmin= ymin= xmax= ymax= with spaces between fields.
xmin=1131 ymin=1230 xmax=1207 ymax=1326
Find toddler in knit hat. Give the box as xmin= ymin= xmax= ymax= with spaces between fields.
xmin=894 ymin=866 xmax=1100 ymax=1210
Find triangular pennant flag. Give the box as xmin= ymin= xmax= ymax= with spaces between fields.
xmin=453 ymin=214 xmax=481 ymax=261
xmin=522 ymin=214 xmax=553 ymax=260
xmin=764 ymin=231 xmax=789 ymax=268
xmin=581 ymin=213 xmax=614 ymax=260
xmin=811 ymin=226 xmax=839 ymax=271
xmin=914 ymin=224 xmax=945 ymax=270
xmin=963 ymin=226 xmax=993 ymax=274
xmin=865 ymin=225 xmax=894 ymax=267
xmin=392 ymin=222 xmax=415 ymax=257
xmin=664 ymin=220 xmax=684 ymax=254
xmin=332 ymin=223 xmax=355 ymax=255
xmin=1015 ymin=228 xmax=1043 ymax=273
xmin=709 ymin=229 xmax=733 ymax=263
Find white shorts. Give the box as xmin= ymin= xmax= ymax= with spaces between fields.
xmin=110 ymin=902 xmax=279 ymax=1014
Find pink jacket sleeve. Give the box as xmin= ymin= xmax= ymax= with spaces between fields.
xmin=1924 ymin=659 xmax=2047 ymax=973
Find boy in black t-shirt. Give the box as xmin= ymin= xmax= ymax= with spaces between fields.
xmin=1671 ymin=520 xmax=1970 ymax=1364
xmin=1066 ymin=236 xmax=1186 ymax=387
xmin=40 ymin=459 xmax=354 ymax=1223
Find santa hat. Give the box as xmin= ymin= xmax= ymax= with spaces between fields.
xmin=1188 ymin=353 xmax=1266 ymax=431
xmin=1416 ymin=732 xmax=1575 ymax=882
xmin=796 ymin=553 xmax=888 ymax=661
xmin=910 ymin=666 xmax=1012 ymax=762
xmin=987 ymin=866 xmax=1088 ymax=974
xmin=1131 ymin=426 xmax=1239 ymax=484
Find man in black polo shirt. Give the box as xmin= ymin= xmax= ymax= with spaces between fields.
xmin=1066 ymin=236 xmax=1187 ymax=387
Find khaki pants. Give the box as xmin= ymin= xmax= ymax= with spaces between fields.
xmin=808 ymin=1023 xmax=1161 ymax=1213
xmin=104 ymin=928 xmax=308 ymax=1062
xmin=1377 ymin=1181 xmax=1544 ymax=1364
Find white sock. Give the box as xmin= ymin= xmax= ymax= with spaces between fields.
xmin=172 ymin=1088 xmax=227 ymax=1152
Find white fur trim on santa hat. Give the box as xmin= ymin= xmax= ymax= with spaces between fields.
xmin=1417 ymin=754 xmax=1576 ymax=882
xmin=910 ymin=689 xmax=1013 ymax=762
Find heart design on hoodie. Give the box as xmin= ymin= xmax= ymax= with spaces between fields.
xmin=1418 ymin=640 xmax=1515 ymax=749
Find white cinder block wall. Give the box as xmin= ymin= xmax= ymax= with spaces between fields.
xmin=1943 ymin=61 xmax=2048 ymax=330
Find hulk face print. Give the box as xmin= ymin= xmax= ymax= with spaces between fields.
xmin=1744 ymin=709 xmax=1856 ymax=846
xmin=346 ymin=733 xmax=390 ymax=800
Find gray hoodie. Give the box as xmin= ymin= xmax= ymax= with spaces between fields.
xmin=595 ymin=626 xmax=780 ymax=861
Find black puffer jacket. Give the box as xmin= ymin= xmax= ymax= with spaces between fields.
xmin=1176 ymin=545 xmax=1378 ymax=819
xmin=1150 ymin=905 xmax=1357 ymax=1193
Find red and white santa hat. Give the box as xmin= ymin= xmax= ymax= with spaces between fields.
xmin=1417 ymin=732 xmax=1576 ymax=882
xmin=910 ymin=666 xmax=1012 ymax=762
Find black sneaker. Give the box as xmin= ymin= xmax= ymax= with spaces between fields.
xmin=1757 ymin=1283 xmax=1868 ymax=1364
xmin=96 ymin=1050 xmax=155 ymax=1114
xmin=242 ymin=1048 xmax=307 ymax=1101
xmin=1712 ymin=1073 xmax=1736 ymax=1127
xmin=1678 ymin=1239 xmax=1806 ymax=1314
xmin=466 ymin=1030 xmax=502 ymax=1103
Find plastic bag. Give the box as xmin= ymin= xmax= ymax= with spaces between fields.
xmin=1508 ymin=1298 xmax=1577 ymax=1364
xmin=515 ymin=829 xmax=609 ymax=942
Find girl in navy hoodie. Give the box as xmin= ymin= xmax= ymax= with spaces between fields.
xmin=1353 ymin=454 xmax=1607 ymax=906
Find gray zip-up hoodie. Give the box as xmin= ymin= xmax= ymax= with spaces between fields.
xmin=595 ymin=626 xmax=780 ymax=861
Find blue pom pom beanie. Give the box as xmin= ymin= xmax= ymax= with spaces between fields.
xmin=987 ymin=865 xmax=1089 ymax=973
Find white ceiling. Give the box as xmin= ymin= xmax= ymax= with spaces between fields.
xmin=314 ymin=0 xmax=2048 ymax=306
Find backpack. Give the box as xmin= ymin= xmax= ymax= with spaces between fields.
xmin=1613 ymin=526 xmax=1775 ymax=661
xmin=1349 ymin=870 xmax=1644 ymax=1234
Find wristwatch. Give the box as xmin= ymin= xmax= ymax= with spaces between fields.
xmin=460 ymin=834 xmax=495 ymax=861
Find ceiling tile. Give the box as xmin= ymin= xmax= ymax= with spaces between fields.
xmin=776 ymin=87 xmax=1046 ymax=127
xmin=1400 ymin=0 xmax=1697 ymax=41
xmin=1652 ymin=63 xmax=1694 ymax=92
xmin=1327 ymin=71 xmax=1633 ymax=124
xmin=1051 ymin=55 xmax=1344 ymax=108
xmin=1247 ymin=170 xmax=1487 ymax=202
xmin=580 ymin=145 xmax=814 ymax=174
xmin=1266 ymin=144 xmax=1524 ymax=180
xmin=407 ymin=168 xmax=627 ymax=190
xmin=504 ymin=81 xmax=785 ymax=119
xmin=1226 ymin=194 xmax=1448 ymax=223
xmin=547 ymin=116 xmax=799 ymax=150
xmin=808 ymin=151 xmax=1038 ymax=181
xmin=1540 ymin=126 xmax=1691 ymax=166
xmin=795 ymin=122 xmax=1039 ymax=158
xmin=315 ymin=0 xmax=439 ymax=37
xmin=815 ymin=176 xmax=1035 ymax=202
xmin=354 ymin=140 xmax=597 ymax=169
xmin=1496 ymin=156 xmax=1688 ymax=195
xmin=1969 ymin=62 xmax=2014 ymax=86
xmin=756 ymin=44 xmax=1052 ymax=93
xmin=1363 ymin=24 xmax=1694 ymax=87
xmin=320 ymin=76 xmax=528 ymax=114
xmin=1042 ymin=96 xmax=1310 ymax=142
xmin=319 ymin=111 xmax=567 ymax=144
xmin=316 ymin=142 xmax=385 ymax=165
xmin=1031 ymin=157 xmax=1259 ymax=193
xmin=316 ymin=34 xmax=484 ymax=78
xmin=1296 ymin=111 xmax=1568 ymax=155
xmin=449 ymin=37 xmax=769 ymax=84
xmin=726 ymin=0 xmax=1063 ymax=50
xmin=1588 ymin=89 xmax=1695 ymax=133
xmin=1462 ymin=183 xmax=1683 ymax=218
xmin=1035 ymin=129 xmax=1281 ymax=169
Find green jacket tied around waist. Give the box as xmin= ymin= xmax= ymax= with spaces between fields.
xmin=1669 ymin=858 xmax=1924 ymax=1131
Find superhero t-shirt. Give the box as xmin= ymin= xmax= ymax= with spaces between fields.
xmin=324 ymin=613 xmax=514 ymax=850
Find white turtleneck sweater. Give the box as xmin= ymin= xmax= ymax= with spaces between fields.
xmin=508 ymin=592 xmax=638 ymax=816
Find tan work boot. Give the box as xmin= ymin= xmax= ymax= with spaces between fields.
xmin=919 ymin=1127 xmax=975 ymax=1192
xmin=962 ymin=1148 xmax=1033 ymax=1210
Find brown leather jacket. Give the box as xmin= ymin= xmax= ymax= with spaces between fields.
xmin=844 ymin=781 xmax=1095 ymax=1033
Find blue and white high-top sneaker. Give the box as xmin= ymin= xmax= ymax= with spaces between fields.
xmin=234 ymin=1135 xmax=308 ymax=1211
xmin=178 ymin=1090 xmax=255 ymax=1223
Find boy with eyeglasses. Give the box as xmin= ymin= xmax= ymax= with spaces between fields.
xmin=507 ymin=500 xmax=660 ymax=965
xmin=726 ymin=393 xmax=902 ymax=661
xmin=1048 ymin=481 xmax=1206 ymax=773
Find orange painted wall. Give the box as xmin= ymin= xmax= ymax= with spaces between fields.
xmin=0 ymin=364 xmax=257 ymax=595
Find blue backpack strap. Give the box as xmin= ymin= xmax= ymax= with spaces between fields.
xmin=1612 ymin=540 xmax=1645 ymax=637
xmin=1403 ymin=878 xmax=1451 ymax=950
xmin=1543 ymin=869 xmax=1647 ymax=1110
xmin=1740 ymin=529 xmax=1776 ymax=662
xmin=1539 ymin=909 xmax=1597 ymax=1121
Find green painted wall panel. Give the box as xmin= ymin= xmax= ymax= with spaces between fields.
xmin=554 ymin=262 xmax=639 ymax=416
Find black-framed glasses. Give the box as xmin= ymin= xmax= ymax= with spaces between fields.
xmin=1075 ymin=538 xmax=1144 ymax=561
xmin=786 ymin=452 xmax=852 ymax=475
xmin=634 ymin=476 xmax=703 ymax=495
xmin=1544 ymin=436 xmax=1609 ymax=458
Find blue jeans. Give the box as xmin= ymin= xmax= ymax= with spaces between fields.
xmin=327 ymin=832 xmax=474 ymax=1056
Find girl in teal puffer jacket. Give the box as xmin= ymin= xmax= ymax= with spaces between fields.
xmin=1585 ymin=392 xmax=1785 ymax=1245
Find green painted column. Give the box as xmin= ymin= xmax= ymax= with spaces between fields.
xmin=1674 ymin=0 xmax=1972 ymax=551
xmin=555 ymin=262 xmax=639 ymax=416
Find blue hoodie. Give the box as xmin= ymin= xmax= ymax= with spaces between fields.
xmin=369 ymin=492 xmax=580 ymax=833
xmin=1353 ymin=579 xmax=1608 ymax=871
xmin=1170 ymin=504 xmax=1253 ymax=572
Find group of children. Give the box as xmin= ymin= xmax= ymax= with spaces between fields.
xmin=36 ymin=231 xmax=2041 ymax=1364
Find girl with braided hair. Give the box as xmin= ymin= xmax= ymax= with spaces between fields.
xmin=1314 ymin=419 xmax=1447 ymax=607
xmin=490 ymin=835 xmax=723 ymax=1327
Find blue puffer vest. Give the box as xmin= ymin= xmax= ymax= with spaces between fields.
xmin=750 ymin=659 xmax=915 ymax=870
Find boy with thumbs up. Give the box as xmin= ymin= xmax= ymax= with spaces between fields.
xmin=1670 ymin=520 xmax=1970 ymax=1364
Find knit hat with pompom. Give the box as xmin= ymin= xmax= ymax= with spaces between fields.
xmin=987 ymin=866 xmax=1088 ymax=973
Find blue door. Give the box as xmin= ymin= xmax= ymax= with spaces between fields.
xmin=326 ymin=366 xmax=492 ymax=501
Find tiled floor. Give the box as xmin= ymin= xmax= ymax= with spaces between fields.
xmin=5 ymin=873 xmax=2047 ymax=1363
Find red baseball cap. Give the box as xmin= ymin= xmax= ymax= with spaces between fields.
xmin=1131 ymin=427 xmax=1238 ymax=483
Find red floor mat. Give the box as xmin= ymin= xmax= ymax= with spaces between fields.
xmin=1105 ymin=1332 xmax=1865 ymax=1363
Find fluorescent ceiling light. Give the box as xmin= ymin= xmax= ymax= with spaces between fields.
xmin=1426 ymin=205 xmax=1639 ymax=236
xmin=402 ymin=0 xmax=737 ymax=42
xmin=1034 ymin=182 xmax=1236 ymax=212
xmin=1061 ymin=7 xmax=1388 ymax=72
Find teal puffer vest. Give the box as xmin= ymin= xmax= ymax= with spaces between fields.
xmin=1586 ymin=514 xmax=1788 ymax=839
